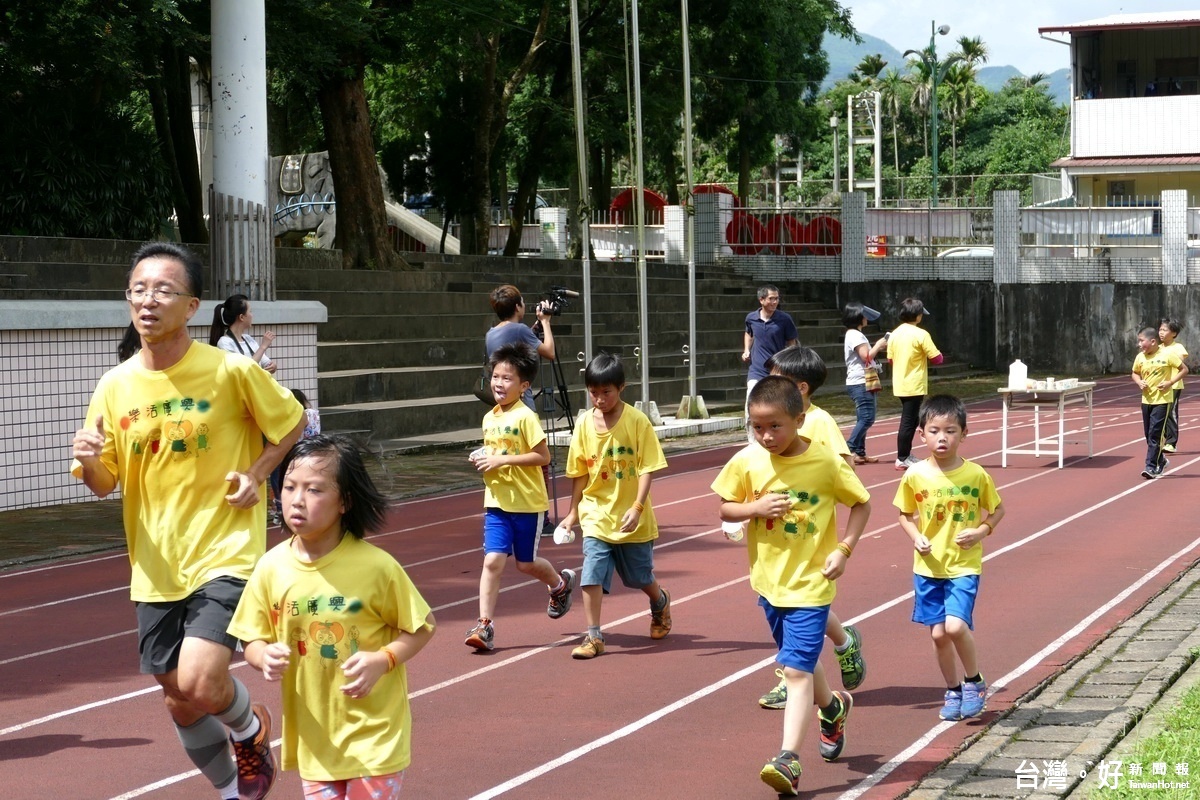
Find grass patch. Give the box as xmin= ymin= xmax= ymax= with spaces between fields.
xmin=1086 ymin=679 xmax=1200 ymax=797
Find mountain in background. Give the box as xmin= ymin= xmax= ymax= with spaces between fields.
xmin=822 ymin=32 xmax=1070 ymax=104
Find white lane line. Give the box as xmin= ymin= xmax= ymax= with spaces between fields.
xmin=465 ymin=454 xmax=1200 ymax=799
xmin=0 ymin=629 xmax=135 ymax=666
xmin=837 ymin=531 xmax=1200 ymax=800
xmin=0 ymin=586 xmax=126 ymax=618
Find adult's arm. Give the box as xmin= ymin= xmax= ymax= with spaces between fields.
xmin=534 ymin=308 xmax=555 ymax=360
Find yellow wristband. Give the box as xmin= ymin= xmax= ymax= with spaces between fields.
xmin=980 ymin=520 xmax=994 ymax=536
xmin=836 ymin=542 xmax=853 ymax=558
xmin=381 ymin=647 xmax=397 ymax=672
xmin=632 ymin=501 xmax=645 ymax=513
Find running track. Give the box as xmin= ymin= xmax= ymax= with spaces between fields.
xmin=5 ymin=377 xmax=1199 ymax=799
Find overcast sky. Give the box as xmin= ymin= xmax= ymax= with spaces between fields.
xmin=841 ymin=1 xmax=1200 ymax=75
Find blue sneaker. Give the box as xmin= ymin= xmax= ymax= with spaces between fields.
xmin=940 ymin=688 xmax=963 ymax=720
xmin=961 ymin=677 xmax=988 ymax=718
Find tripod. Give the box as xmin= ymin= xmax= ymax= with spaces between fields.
xmin=533 ymin=339 xmax=575 ymax=533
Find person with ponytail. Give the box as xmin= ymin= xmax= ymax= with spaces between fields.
xmin=209 ymin=294 xmax=277 ymax=374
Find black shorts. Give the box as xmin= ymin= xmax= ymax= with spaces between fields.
xmin=134 ymin=576 xmax=246 ymax=675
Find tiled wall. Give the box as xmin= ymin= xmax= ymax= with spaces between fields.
xmin=0 ymin=321 xmax=319 ymax=512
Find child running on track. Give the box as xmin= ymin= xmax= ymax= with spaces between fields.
xmin=894 ymin=395 xmax=1004 ymax=722
xmin=1157 ymin=318 xmax=1188 ymax=454
xmin=712 ymin=377 xmax=871 ymax=796
xmin=465 ymin=342 xmax=577 ymax=651
xmin=755 ymin=345 xmax=866 ymax=711
xmin=229 ymin=434 xmax=437 ymax=800
xmin=1132 ymin=327 xmax=1188 ymax=479
xmin=557 ymin=352 xmax=671 ymax=659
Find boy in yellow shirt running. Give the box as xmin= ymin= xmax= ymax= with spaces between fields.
xmin=557 ymin=353 xmax=671 ymax=659
xmin=894 ymin=395 xmax=1004 ymax=721
xmin=712 ymin=377 xmax=871 ymax=796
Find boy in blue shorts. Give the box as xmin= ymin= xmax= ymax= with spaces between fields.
xmin=754 ymin=346 xmax=867 ymax=712
xmin=465 ymin=343 xmax=576 ymax=651
xmin=557 ymin=352 xmax=671 ymax=659
xmin=712 ymin=377 xmax=872 ymax=796
xmin=894 ymin=395 xmax=1004 ymax=721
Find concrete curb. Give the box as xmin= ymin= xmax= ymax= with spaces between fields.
xmin=903 ymin=561 xmax=1200 ymax=798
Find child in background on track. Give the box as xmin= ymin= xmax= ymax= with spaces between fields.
xmin=888 ymin=298 xmax=943 ymax=471
xmin=229 ymin=434 xmax=436 ymax=800
xmin=754 ymin=346 xmax=866 ymax=712
xmin=1133 ymin=327 xmax=1188 ymax=479
xmin=270 ymin=389 xmax=322 ymax=524
xmin=465 ymin=342 xmax=577 ymax=652
xmin=1158 ymin=318 xmax=1188 ymax=454
xmin=557 ymin=352 xmax=671 ymax=659
xmin=712 ymin=377 xmax=871 ymax=796
xmin=894 ymin=395 xmax=1004 ymax=722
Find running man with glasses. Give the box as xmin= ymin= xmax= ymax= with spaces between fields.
xmin=71 ymin=241 xmax=305 ymax=800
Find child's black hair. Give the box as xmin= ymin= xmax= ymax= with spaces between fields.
xmin=279 ymin=434 xmax=387 ymax=538
xmin=291 ymin=388 xmax=310 ymax=408
xmin=766 ymin=345 xmax=827 ymax=396
xmin=1139 ymin=326 xmax=1160 ymax=342
xmin=919 ymin=394 xmax=967 ymax=430
xmin=898 ymin=297 xmax=926 ymax=323
xmin=1159 ymin=317 xmax=1182 ymax=336
xmin=747 ymin=375 xmax=805 ymax=419
xmin=489 ymin=342 xmax=540 ymax=383
xmin=584 ymin=351 xmax=625 ymax=388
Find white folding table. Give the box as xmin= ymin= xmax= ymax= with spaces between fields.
xmin=998 ymin=382 xmax=1096 ymax=468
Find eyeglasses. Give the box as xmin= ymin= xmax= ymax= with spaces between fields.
xmin=125 ymin=287 xmax=194 ymax=303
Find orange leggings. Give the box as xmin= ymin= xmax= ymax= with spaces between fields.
xmin=302 ymin=771 xmax=404 ymax=800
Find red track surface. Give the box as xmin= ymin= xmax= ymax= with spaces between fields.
xmin=5 ymin=378 xmax=1200 ymax=800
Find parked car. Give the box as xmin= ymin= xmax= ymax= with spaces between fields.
xmin=937 ymin=245 xmax=994 ymax=258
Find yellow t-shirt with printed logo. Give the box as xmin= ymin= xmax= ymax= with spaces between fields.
xmin=893 ymin=458 xmax=1001 ymax=578
xmin=481 ymin=402 xmax=548 ymax=512
xmin=799 ymin=403 xmax=850 ymax=457
xmin=711 ymin=443 xmax=870 ymax=608
xmin=1133 ymin=347 xmax=1184 ymax=406
xmin=565 ymin=402 xmax=667 ymax=543
xmin=72 ymin=342 xmax=304 ymax=602
xmin=228 ymin=535 xmax=433 ymax=781
xmin=1162 ymin=341 xmax=1188 ymax=389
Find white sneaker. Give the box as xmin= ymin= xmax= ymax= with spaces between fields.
xmin=905 ymin=455 xmax=922 ymax=468
xmin=895 ymin=458 xmax=909 ymax=470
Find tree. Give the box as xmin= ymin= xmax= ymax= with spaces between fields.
xmin=850 ymin=53 xmax=888 ymax=85
xmin=266 ymin=0 xmax=410 ymax=270
xmin=692 ymin=0 xmax=855 ymax=202
xmin=0 ymin=1 xmax=202 ymax=240
xmin=877 ymin=67 xmax=908 ymax=176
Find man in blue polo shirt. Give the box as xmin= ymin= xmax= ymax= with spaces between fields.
xmin=741 ymin=284 xmax=799 ymax=439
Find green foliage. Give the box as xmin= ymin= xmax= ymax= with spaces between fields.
xmin=0 ymin=0 xmax=192 ymax=238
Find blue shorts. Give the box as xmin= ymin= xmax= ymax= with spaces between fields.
xmin=483 ymin=508 xmax=545 ymax=563
xmin=912 ymin=574 xmax=979 ymax=629
xmin=759 ymin=597 xmax=830 ymax=673
xmin=580 ymin=536 xmax=656 ymax=592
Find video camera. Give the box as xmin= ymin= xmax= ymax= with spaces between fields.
xmin=537 ymin=285 xmax=579 ymax=317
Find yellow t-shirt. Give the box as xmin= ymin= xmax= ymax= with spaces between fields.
xmin=228 ymin=535 xmax=433 ymax=781
xmin=72 ymin=342 xmax=304 ymax=602
xmin=1133 ymin=347 xmax=1184 ymax=406
xmin=800 ymin=403 xmax=850 ymax=457
xmin=1162 ymin=341 xmax=1189 ymax=389
xmin=711 ymin=442 xmax=870 ymax=608
xmin=893 ymin=458 xmax=1001 ymax=578
xmin=887 ymin=322 xmax=941 ymax=397
xmin=481 ymin=402 xmax=548 ymax=512
xmin=565 ymin=402 xmax=667 ymax=543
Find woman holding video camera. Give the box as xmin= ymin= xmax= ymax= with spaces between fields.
xmin=485 ymin=284 xmax=556 ymax=410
